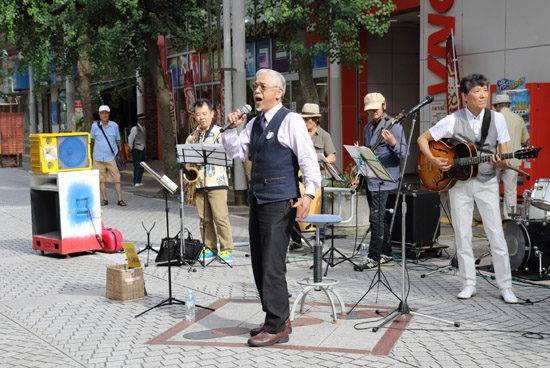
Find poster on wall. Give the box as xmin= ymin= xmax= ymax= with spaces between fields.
xmin=430 ymin=101 xmax=447 ymax=127
xmin=200 ymin=52 xmax=212 ymax=83
xmin=246 ymin=42 xmax=255 ymax=77
xmin=178 ymin=55 xmax=188 ymax=87
xmin=167 ymin=57 xmax=179 ymax=88
xmin=256 ymin=39 xmax=271 ymax=70
xmin=188 ymin=53 xmax=200 ymax=86
xmin=313 ymin=54 xmax=328 ymax=69
xmin=272 ymin=39 xmax=289 ymax=73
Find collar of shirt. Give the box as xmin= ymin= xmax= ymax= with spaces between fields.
xmin=262 ymin=102 xmax=283 ymax=126
xmin=465 ymin=107 xmax=485 ymax=138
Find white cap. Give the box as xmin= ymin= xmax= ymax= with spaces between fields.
xmin=99 ymin=105 xmax=110 ymax=112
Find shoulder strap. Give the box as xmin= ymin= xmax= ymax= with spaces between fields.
xmin=98 ymin=122 xmax=115 ymax=155
xmin=477 ymin=108 xmax=491 ymax=153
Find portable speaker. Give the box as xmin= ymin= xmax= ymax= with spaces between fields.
xmin=30 ymin=133 xmax=91 ymax=173
xmin=387 ymin=191 xmax=441 ymax=246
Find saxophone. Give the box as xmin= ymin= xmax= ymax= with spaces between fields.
xmin=183 ymin=166 xmax=200 ymax=206
xmin=183 ymin=128 xmax=201 ymax=206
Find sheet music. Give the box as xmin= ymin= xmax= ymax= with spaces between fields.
xmin=176 ymin=143 xmax=232 ymax=166
xmin=344 ymin=145 xmax=395 ymax=183
xmin=317 ymin=153 xmax=342 ymax=181
xmin=343 ymin=145 xmax=368 ymax=176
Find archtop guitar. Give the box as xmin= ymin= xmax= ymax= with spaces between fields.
xmin=418 ymin=140 xmax=541 ymax=192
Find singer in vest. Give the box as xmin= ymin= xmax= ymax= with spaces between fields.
xmin=128 ymin=113 xmax=147 ymax=187
xmin=417 ymin=74 xmax=518 ymax=304
xmin=223 ymin=69 xmax=321 ymax=347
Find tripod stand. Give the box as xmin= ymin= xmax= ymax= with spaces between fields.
xmin=321 ymin=187 xmax=361 ymax=274
xmin=137 ymin=221 xmax=157 ymax=267
xmin=136 ymin=163 xmax=213 ymax=318
xmin=176 ymin=143 xmax=232 ymax=269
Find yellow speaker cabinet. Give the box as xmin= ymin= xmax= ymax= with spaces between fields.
xmin=30 ymin=133 xmax=92 ymax=173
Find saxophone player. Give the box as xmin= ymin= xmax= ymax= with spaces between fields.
xmin=185 ymin=99 xmax=234 ymax=263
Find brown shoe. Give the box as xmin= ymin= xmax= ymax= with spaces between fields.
xmin=247 ymin=329 xmax=289 ymax=347
xmin=250 ymin=318 xmax=292 ymax=337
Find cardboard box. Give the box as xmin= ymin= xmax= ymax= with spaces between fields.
xmin=106 ymin=264 xmax=145 ymax=301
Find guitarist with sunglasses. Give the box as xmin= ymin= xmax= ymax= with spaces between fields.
xmin=417 ymin=74 xmax=518 ymax=304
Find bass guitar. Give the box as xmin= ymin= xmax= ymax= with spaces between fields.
xmin=418 ymin=140 xmax=541 ymax=192
xmin=371 ymin=111 xmax=406 ymax=150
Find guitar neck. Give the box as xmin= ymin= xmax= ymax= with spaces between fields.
xmin=455 ymin=152 xmax=514 ymax=167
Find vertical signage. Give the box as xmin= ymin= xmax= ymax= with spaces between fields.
xmin=427 ymin=0 xmax=455 ymax=95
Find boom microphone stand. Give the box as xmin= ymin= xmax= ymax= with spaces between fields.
xmin=136 ymin=162 xmax=213 ymax=318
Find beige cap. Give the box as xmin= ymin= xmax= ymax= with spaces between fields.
xmin=493 ymin=94 xmax=512 ymax=105
xmin=364 ymin=93 xmax=386 ymax=111
xmin=300 ymin=103 xmax=322 ymax=118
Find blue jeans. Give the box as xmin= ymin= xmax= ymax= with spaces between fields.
xmin=366 ymin=189 xmax=392 ymax=261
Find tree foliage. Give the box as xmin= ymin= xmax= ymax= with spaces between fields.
xmin=0 ymin=0 xmax=207 ymax=181
xmin=249 ymin=0 xmax=395 ymax=104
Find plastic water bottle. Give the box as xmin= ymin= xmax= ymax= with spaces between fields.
xmin=185 ymin=289 xmax=195 ymax=322
xmin=361 ymin=243 xmax=368 ymax=256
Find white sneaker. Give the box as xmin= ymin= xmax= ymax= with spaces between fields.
xmin=134 ymin=183 xmax=144 ymax=187
xmin=500 ymin=288 xmax=519 ymax=304
xmin=457 ymin=286 xmax=477 ymax=299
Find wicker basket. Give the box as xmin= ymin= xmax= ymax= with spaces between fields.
xmin=106 ymin=264 xmax=145 ymax=301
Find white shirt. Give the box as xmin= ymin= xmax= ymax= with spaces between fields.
xmin=430 ymin=107 xmax=510 ymax=144
xmin=222 ymin=103 xmax=321 ymax=196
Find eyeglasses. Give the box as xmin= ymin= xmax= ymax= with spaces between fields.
xmin=250 ymin=83 xmax=279 ymax=92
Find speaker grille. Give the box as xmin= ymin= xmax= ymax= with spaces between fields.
xmin=58 ymin=135 xmax=89 ymax=170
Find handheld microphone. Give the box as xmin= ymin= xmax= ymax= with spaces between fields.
xmin=407 ymin=95 xmax=434 ymax=115
xmin=221 ymin=104 xmax=252 ymax=132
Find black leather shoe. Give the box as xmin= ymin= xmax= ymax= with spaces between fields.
xmin=247 ymin=329 xmax=289 ymax=347
xmin=250 ymin=318 xmax=292 ymax=336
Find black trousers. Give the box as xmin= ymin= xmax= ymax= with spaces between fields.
xmin=249 ymin=198 xmax=296 ymax=334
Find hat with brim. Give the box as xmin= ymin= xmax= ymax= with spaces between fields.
xmin=364 ymin=93 xmax=386 ymax=111
xmin=493 ymin=94 xmax=512 ymax=105
xmin=137 ymin=113 xmax=146 ymax=120
xmin=300 ymin=103 xmax=322 ymax=118
xmin=99 ymin=105 xmax=110 ymax=112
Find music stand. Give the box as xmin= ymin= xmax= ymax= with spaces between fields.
xmin=318 ymin=156 xmax=361 ymax=273
xmin=135 ymin=162 xmax=212 ymax=318
xmin=176 ymin=143 xmax=233 ymax=269
xmin=344 ymin=145 xmax=401 ymax=307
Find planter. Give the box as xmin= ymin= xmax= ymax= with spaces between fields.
xmin=325 ymin=191 xmax=369 ymax=228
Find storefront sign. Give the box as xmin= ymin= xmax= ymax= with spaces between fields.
xmin=427 ymin=0 xmax=455 ymax=95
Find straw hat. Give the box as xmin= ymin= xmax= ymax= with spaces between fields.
xmin=300 ymin=103 xmax=322 ymax=118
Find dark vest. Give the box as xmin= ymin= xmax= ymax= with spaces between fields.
xmin=450 ymin=108 xmax=498 ymax=182
xmin=249 ymin=107 xmax=300 ymax=204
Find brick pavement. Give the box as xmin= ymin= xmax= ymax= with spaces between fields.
xmin=1 ymin=160 xmax=550 ymax=367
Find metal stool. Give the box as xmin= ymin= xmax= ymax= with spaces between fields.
xmin=290 ymin=214 xmax=347 ymax=324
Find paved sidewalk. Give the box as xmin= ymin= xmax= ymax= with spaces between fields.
xmin=1 ymin=159 xmax=550 ymax=367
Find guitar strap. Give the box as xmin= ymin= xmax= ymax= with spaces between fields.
xmin=476 ymin=108 xmax=492 ymax=153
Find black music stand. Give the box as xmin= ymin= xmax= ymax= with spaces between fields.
xmin=319 ymin=157 xmax=361 ymax=273
xmin=345 ymin=145 xmax=401 ymax=306
xmin=176 ymin=143 xmax=233 ymax=270
xmin=136 ymin=162 xmax=212 ymax=318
